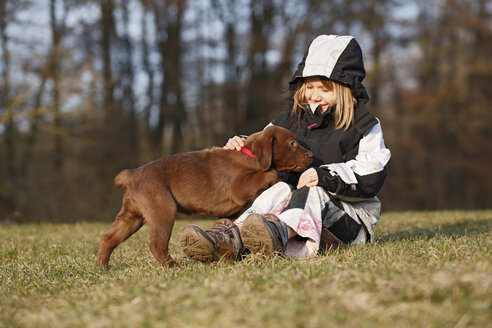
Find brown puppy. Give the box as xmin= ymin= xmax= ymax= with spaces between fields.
xmin=97 ymin=125 xmax=313 ymax=268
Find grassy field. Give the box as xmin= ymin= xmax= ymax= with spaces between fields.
xmin=1 ymin=210 xmax=491 ymax=328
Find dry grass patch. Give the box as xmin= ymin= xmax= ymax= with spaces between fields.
xmin=1 ymin=210 xmax=491 ymax=327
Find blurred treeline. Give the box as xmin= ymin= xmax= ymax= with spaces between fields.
xmin=0 ymin=0 xmax=491 ymax=222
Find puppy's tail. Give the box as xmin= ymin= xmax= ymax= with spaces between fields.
xmin=114 ymin=169 xmax=134 ymax=188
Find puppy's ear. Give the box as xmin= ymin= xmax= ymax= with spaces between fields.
xmin=251 ymin=132 xmax=273 ymax=171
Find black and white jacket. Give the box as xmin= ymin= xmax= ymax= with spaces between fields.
xmin=271 ymin=35 xmax=391 ymax=240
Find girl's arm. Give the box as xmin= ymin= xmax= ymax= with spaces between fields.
xmin=315 ymin=120 xmax=391 ymax=200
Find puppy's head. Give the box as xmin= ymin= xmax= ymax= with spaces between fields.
xmin=248 ymin=126 xmax=312 ymax=171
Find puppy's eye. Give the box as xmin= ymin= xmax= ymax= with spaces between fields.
xmin=289 ymin=139 xmax=296 ymax=146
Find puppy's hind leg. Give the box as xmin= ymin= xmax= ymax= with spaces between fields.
xmin=144 ymin=191 xmax=179 ymax=267
xmin=97 ymin=190 xmax=144 ymax=268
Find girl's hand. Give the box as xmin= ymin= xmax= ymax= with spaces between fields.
xmin=297 ymin=168 xmax=319 ymax=189
xmin=223 ymin=136 xmax=245 ymax=151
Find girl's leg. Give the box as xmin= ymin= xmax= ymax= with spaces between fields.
xmin=322 ymin=198 xmax=367 ymax=245
xmin=277 ymin=187 xmax=328 ymax=244
xmin=238 ymin=184 xmax=366 ymax=258
xmin=277 ymin=187 xmax=365 ymax=256
xmin=240 ymin=186 xmax=329 ymax=258
xmin=234 ymin=182 xmax=292 ymax=228
xmin=180 ymin=182 xmax=293 ymax=263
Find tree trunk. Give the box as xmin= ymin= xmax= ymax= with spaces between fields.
xmin=222 ymin=23 xmax=240 ymax=139
xmin=245 ymin=0 xmax=274 ymax=134
xmin=152 ymin=1 xmax=168 ymax=152
xmin=120 ymin=0 xmax=139 ymax=161
xmin=50 ymin=0 xmax=63 ymax=169
xmin=101 ymin=0 xmax=115 ymax=121
xmin=153 ymin=0 xmax=186 ymax=154
xmin=0 ymin=0 xmax=14 ymax=175
xmin=140 ymin=0 xmax=155 ymax=140
xmin=211 ymin=0 xmax=241 ymax=139
xmin=169 ymin=0 xmax=185 ymax=154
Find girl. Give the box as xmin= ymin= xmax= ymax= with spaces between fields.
xmin=179 ymin=34 xmax=391 ymax=260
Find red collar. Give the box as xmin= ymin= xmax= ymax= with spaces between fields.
xmin=240 ymin=147 xmax=257 ymax=158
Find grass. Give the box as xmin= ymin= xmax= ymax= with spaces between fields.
xmin=0 ymin=210 xmax=491 ymax=328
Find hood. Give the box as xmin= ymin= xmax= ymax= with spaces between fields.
xmin=289 ymin=35 xmax=369 ymax=103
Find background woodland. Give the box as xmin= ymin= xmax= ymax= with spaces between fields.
xmin=0 ymin=0 xmax=491 ymax=222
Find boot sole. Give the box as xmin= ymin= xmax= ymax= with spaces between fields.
xmin=179 ymin=225 xmax=220 ymax=262
xmin=240 ymin=214 xmax=281 ymax=256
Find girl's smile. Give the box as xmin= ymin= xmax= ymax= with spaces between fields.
xmin=304 ymin=76 xmax=335 ymax=113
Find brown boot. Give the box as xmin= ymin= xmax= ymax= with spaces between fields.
xmin=240 ymin=214 xmax=289 ymax=256
xmin=179 ymin=219 xmax=245 ymax=262
xmin=319 ymin=228 xmax=343 ymax=252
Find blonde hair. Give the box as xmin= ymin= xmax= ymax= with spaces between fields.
xmin=292 ymin=77 xmax=356 ymax=130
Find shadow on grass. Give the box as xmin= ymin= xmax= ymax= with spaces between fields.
xmin=377 ymin=219 xmax=492 ymax=243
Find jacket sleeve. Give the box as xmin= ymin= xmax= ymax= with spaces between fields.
xmin=314 ymin=120 xmax=391 ymax=200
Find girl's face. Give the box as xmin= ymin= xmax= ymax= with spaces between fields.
xmin=304 ymin=76 xmax=335 ymax=113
